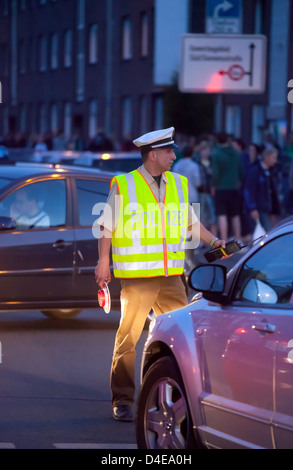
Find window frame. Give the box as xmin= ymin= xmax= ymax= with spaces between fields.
xmin=121 ymin=16 xmax=133 ymax=60
xmin=0 ymin=177 xmax=70 ymax=230
xmin=88 ymin=23 xmax=99 ymax=64
xmin=72 ymin=177 xmax=111 ymax=228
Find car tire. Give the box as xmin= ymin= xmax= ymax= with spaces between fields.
xmin=41 ymin=309 xmax=82 ymax=319
xmin=136 ymin=356 xmax=199 ymax=449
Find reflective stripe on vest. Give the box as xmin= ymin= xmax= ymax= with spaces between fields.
xmin=110 ymin=169 xmax=189 ymax=278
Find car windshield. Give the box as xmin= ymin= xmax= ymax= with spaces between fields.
xmin=0 ymin=177 xmax=14 ymax=191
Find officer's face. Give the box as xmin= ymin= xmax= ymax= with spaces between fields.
xmin=153 ymin=148 xmax=176 ymax=172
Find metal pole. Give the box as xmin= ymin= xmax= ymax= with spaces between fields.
xmin=105 ymin=0 xmax=113 ymax=136
xmin=11 ymin=0 xmax=17 ymax=106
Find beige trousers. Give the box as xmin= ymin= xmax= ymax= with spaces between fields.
xmin=110 ymin=275 xmax=188 ymax=407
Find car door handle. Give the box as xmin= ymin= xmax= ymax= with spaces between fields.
xmin=52 ymin=240 xmax=73 ymax=250
xmin=252 ymin=322 xmax=276 ymax=333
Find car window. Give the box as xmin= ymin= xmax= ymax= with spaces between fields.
xmin=234 ymin=233 xmax=293 ymax=306
xmin=76 ymin=178 xmax=109 ymax=226
xmin=0 ymin=179 xmax=66 ymax=229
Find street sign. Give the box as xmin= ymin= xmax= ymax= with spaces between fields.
xmin=179 ymin=34 xmax=266 ymax=94
xmin=206 ymin=0 xmax=242 ymax=34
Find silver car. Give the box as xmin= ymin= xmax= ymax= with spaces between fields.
xmin=136 ymin=218 xmax=293 ymax=449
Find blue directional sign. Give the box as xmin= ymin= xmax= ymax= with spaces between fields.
xmin=206 ymin=0 xmax=242 ymax=33
xmin=207 ymin=0 xmax=241 ymax=18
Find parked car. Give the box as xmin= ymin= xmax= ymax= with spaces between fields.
xmin=136 ymin=217 xmax=293 ymax=449
xmin=7 ymin=149 xmax=143 ymax=173
xmin=0 ymin=163 xmax=121 ymax=318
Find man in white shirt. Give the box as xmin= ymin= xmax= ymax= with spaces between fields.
xmin=95 ymin=127 xmax=226 ymax=422
xmin=10 ymin=186 xmax=50 ymax=228
xmin=172 ymin=145 xmax=202 ymax=203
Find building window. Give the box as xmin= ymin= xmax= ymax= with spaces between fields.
xmin=19 ymin=39 xmax=26 ymax=74
xmin=50 ymin=33 xmax=58 ymax=69
xmin=20 ymin=0 xmax=27 ymax=11
xmin=252 ymin=105 xmax=265 ymax=144
xmin=3 ymin=106 xmax=9 ymax=136
xmin=89 ymin=100 xmax=98 ymax=138
xmin=1 ymin=0 xmax=9 ymax=16
xmin=89 ymin=24 xmax=98 ymax=64
xmin=20 ymin=104 xmax=26 ymax=132
xmin=64 ymin=29 xmax=72 ymax=68
xmin=0 ymin=43 xmax=9 ymax=76
xmin=122 ymin=16 xmax=132 ymax=60
xmin=154 ymin=95 xmax=163 ymax=130
xmin=140 ymin=12 xmax=148 ymax=57
xmin=29 ymin=37 xmax=35 ymax=71
xmin=225 ymin=105 xmax=241 ymax=137
xmin=28 ymin=103 xmax=36 ymax=134
xmin=39 ymin=102 xmax=48 ymax=134
xmin=254 ymin=0 xmax=265 ymax=34
xmin=64 ymin=102 xmax=72 ymax=139
xmin=50 ymin=103 xmax=58 ymax=133
xmin=122 ymin=97 xmax=132 ymax=137
xmin=39 ymin=35 xmax=47 ymax=71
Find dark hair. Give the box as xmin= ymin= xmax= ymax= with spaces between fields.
xmin=182 ymin=146 xmax=193 ymax=157
xmin=217 ymin=132 xmax=229 ymax=144
xmin=232 ymin=138 xmax=246 ymax=150
xmin=140 ymin=149 xmax=150 ymax=162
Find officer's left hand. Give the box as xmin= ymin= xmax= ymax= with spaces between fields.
xmin=213 ymin=239 xmax=233 ymax=259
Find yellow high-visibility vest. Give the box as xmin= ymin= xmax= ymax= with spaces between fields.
xmin=110 ymin=169 xmax=189 ymax=278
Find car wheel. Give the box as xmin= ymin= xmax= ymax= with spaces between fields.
xmin=41 ymin=309 xmax=82 ymax=319
xmin=136 ymin=356 xmax=198 ymax=449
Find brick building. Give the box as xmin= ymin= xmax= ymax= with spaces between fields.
xmin=0 ymin=0 xmax=292 ymax=149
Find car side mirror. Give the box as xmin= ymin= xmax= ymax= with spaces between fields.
xmin=0 ymin=216 xmax=17 ymax=231
xmin=188 ymin=264 xmax=228 ymax=304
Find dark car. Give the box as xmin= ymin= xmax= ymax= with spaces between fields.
xmin=0 ymin=163 xmax=121 ymax=318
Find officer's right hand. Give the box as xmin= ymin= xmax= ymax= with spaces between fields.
xmin=95 ymin=261 xmax=111 ymax=288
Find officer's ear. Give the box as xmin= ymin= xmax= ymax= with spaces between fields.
xmin=148 ymin=150 xmax=156 ymax=162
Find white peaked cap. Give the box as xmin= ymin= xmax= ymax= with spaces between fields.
xmin=133 ymin=127 xmax=177 ymax=151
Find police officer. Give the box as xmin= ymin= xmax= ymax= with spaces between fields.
xmin=95 ymin=127 xmax=225 ymax=422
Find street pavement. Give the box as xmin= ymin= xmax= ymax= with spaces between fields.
xmin=0 ymin=308 xmax=147 ymax=450
xmin=0 ymin=249 xmax=244 ymax=450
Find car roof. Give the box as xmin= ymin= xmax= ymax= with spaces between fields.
xmin=269 ymin=216 xmax=293 ymax=235
xmin=0 ymin=162 xmax=117 ymax=181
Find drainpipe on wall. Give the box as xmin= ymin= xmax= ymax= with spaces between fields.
xmin=11 ymin=0 xmax=17 ymax=106
xmin=105 ymin=0 xmax=113 ymax=136
xmin=76 ymin=0 xmax=85 ymax=103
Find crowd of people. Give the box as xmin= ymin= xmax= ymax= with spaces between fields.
xmin=0 ymin=129 xmax=134 ymax=153
xmin=173 ymin=131 xmax=293 ymax=246
xmin=1 ymin=127 xmax=293 ymax=243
